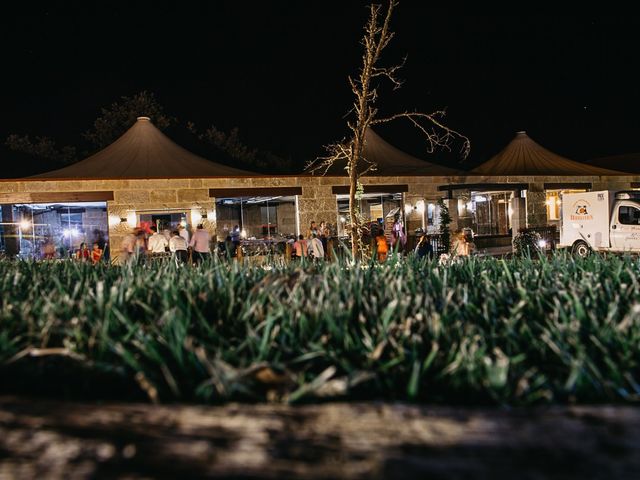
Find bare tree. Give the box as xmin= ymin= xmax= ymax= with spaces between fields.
xmin=308 ymin=1 xmax=470 ymax=258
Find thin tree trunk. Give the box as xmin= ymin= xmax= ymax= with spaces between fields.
xmin=349 ymin=169 xmax=359 ymax=258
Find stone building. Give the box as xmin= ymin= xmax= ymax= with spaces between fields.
xmin=0 ymin=117 xmax=638 ymax=260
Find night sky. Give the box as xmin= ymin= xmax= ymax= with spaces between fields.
xmin=2 ymin=2 xmax=640 ymax=176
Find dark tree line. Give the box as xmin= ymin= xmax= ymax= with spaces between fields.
xmin=5 ymin=91 xmax=291 ymax=173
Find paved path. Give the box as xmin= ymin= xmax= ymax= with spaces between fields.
xmin=1 ymin=397 xmax=639 ymax=479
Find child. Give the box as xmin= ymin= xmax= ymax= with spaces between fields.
xmin=91 ymin=242 xmax=103 ymax=264
xmin=76 ymin=242 xmax=91 ymax=261
xmin=376 ymin=230 xmax=388 ymax=262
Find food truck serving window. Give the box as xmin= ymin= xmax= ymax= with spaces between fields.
xmin=618 ymin=205 xmax=640 ymax=225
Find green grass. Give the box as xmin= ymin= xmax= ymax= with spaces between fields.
xmin=1 ymin=252 xmax=639 ymax=405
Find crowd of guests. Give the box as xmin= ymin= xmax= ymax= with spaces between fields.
xmin=291 ymin=216 xmax=442 ymax=263
xmin=118 ymin=218 xmax=477 ymax=266
xmin=120 ymin=223 xmax=212 ymax=265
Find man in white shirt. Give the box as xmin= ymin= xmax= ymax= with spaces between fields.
xmin=309 ymin=232 xmax=324 ymax=260
xmin=189 ymin=224 xmax=210 ymax=265
xmin=169 ymin=230 xmax=189 ymax=264
xmin=148 ymin=226 xmax=168 ymax=254
xmin=179 ymin=224 xmax=190 ymax=243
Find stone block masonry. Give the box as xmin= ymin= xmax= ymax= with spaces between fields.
xmin=2 ymin=173 xmax=640 ymax=261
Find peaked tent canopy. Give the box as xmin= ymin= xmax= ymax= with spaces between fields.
xmin=472 ymin=131 xmax=626 ymax=176
xmin=319 ymin=128 xmax=464 ymax=176
xmin=32 ymin=117 xmax=256 ymax=179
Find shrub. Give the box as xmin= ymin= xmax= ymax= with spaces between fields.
xmin=513 ymin=230 xmax=542 ymax=256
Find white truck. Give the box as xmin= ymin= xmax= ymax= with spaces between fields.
xmin=559 ymin=190 xmax=640 ymax=256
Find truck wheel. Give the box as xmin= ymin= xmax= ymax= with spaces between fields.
xmin=571 ymin=240 xmax=591 ymax=258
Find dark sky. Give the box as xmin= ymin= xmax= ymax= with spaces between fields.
xmin=2 ymin=2 xmax=640 ymax=176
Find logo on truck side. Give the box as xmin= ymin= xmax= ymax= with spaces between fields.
xmin=570 ymin=200 xmax=593 ymax=221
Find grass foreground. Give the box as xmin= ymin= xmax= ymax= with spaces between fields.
xmin=1 ymin=253 xmax=639 ymax=405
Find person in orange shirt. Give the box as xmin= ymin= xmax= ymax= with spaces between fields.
xmin=91 ymin=242 xmax=103 ymax=264
xmin=375 ymin=230 xmax=388 ymax=262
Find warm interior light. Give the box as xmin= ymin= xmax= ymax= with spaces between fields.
xmin=19 ymin=219 xmax=31 ymax=231
xmin=415 ymin=200 xmax=425 ymax=214
xmin=127 ymin=211 xmax=137 ymax=228
xmin=191 ymin=208 xmax=202 ymax=226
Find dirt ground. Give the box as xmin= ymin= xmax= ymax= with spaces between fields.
xmin=0 ymin=396 xmax=639 ymax=479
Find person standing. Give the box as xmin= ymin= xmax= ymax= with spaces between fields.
xmin=415 ymin=235 xmax=434 ymax=259
xmin=189 ymin=224 xmax=211 ymax=265
xmin=452 ymin=230 xmax=471 ymax=256
xmin=169 ymin=230 xmax=189 ymax=264
xmin=179 ymin=224 xmax=190 ymax=244
xmin=42 ymin=236 xmax=56 ymax=260
xmin=307 ymin=221 xmax=318 ymax=239
xmin=91 ymin=242 xmax=103 ymax=264
xmin=76 ymin=242 xmax=90 ymax=261
xmin=309 ymin=232 xmax=324 ymax=260
xmin=148 ymin=226 xmax=168 ymax=254
xmin=391 ymin=213 xmax=407 ymax=252
xmin=224 ymin=235 xmax=236 ymax=258
xmin=293 ymin=234 xmax=308 ymax=260
xmin=120 ymin=229 xmax=137 ymax=264
xmin=319 ymin=221 xmax=329 ymax=259
xmin=375 ymin=230 xmax=388 ymax=262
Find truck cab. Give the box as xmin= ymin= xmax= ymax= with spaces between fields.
xmin=559 ymin=190 xmax=640 ymax=256
xmin=609 ymin=192 xmax=640 ymax=251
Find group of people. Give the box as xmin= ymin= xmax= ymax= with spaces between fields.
xmin=118 ymin=218 xmax=476 ymax=266
xmin=374 ymin=227 xmax=433 ymax=262
xmin=73 ymin=242 xmax=104 ymax=264
xmin=39 ymin=228 xmax=108 ymax=264
xmin=120 ymin=223 xmax=212 ymax=265
xmin=291 ymin=220 xmax=330 ymax=261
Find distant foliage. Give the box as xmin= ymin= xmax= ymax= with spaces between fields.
xmin=5 ymin=134 xmax=77 ymax=165
xmin=83 ymin=91 xmax=175 ymax=149
xmin=1 ymin=253 xmax=640 ymax=406
xmin=188 ymin=122 xmax=292 ymax=172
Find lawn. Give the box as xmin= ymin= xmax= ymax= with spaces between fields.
xmin=1 ymin=253 xmax=639 ymax=405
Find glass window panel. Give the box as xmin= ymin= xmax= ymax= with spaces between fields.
xmin=214 ymin=195 xmax=299 ymax=256
xmin=0 ymin=202 xmax=108 ymax=260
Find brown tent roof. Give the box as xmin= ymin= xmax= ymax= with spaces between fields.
xmin=472 ymin=131 xmax=626 ymax=176
xmin=321 ymin=128 xmax=464 ymax=176
xmin=586 ymin=153 xmax=640 ymax=174
xmin=32 ymin=117 xmax=256 ymax=179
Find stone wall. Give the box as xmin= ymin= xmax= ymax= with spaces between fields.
xmin=1 ymin=173 xmax=639 ymax=260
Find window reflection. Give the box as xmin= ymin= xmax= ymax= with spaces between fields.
xmin=336 ymin=192 xmax=404 ymax=239
xmin=215 ymin=195 xmax=299 ymax=256
xmin=0 ymin=202 xmax=108 ymax=260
